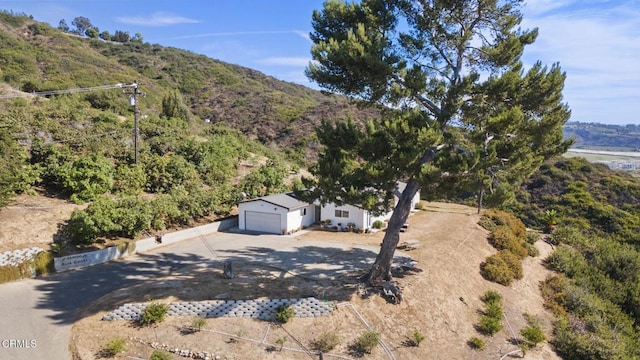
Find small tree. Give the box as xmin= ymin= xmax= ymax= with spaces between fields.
xmin=139 ymin=302 xmax=169 ymax=326
xmin=57 ymin=19 xmax=69 ymax=32
xmin=71 ymin=16 xmax=92 ymax=35
xmin=103 ymin=337 xmax=126 ymax=357
xmin=353 ymin=331 xmax=379 ymax=355
xmin=521 ymin=315 xmax=546 ymax=346
xmin=274 ymin=304 xmax=295 ymax=324
xmin=313 ymin=331 xmax=340 ymax=352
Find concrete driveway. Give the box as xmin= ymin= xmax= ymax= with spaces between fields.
xmin=0 ymin=230 xmax=410 ymax=360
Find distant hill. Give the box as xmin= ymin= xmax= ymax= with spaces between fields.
xmin=564 ymin=121 xmax=640 ymax=150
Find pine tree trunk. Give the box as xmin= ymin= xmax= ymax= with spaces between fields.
xmin=364 ymin=179 xmax=420 ymax=285
xmin=477 ymin=189 xmax=484 ymax=214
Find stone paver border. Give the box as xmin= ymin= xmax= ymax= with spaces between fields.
xmin=102 ymin=297 xmax=334 ymax=321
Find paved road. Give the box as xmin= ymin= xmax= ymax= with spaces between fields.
xmin=0 ymin=231 xmax=407 ymax=360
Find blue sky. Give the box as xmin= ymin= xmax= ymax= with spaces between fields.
xmin=1 ymin=0 xmax=639 ymax=125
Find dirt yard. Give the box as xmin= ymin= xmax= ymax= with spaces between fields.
xmin=69 ymin=202 xmax=560 ymax=360
xmin=0 ymin=192 xmax=82 ymax=252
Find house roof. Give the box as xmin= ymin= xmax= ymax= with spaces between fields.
xmin=240 ymin=192 xmax=310 ymax=211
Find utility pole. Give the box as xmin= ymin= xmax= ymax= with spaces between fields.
xmin=126 ymin=81 xmax=141 ymax=164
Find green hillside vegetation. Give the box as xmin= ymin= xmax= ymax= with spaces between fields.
xmin=510 ymin=157 xmax=640 ymax=359
xmin=0 ymin=11 xmax=377 ymax=244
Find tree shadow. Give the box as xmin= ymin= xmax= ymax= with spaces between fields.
xmin=32 ymin=238 xmax=418 ymax=326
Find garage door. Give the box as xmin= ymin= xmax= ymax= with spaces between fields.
xmin=245 ymin=211 xmax=282 ymax=234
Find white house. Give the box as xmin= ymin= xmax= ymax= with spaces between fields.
xmin=318 ymin=182 xmax=420 ymax=231
xmin=237 ymin=183 xmax=420 ymax=234
xmin=238 ymin=193 xmax=317 ymax=234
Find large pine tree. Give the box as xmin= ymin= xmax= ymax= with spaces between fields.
xmin=304 ymin=0 xmax=572 ymax=284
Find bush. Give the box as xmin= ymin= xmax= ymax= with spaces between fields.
xmin=484 ymin=302 xmax=503 ymax=319
xmin=484 ymin=209 xmax=527 ymax=238
xmin=150 ymin=350 xmax=172 ymax=360
xmin=489 ymin=226 xmax=528 ymax=259
xmin=526 ymin=231 xmax=541 ymax=245
xmin=521 ymin=323 xmax=546 ymax=346
xmin=33 ymin=251 xmax=55 ymax=275
xmin=481 ymin=290 xmax=502 ymax=305
xmin=372 ymin=220 xmax=384 ymax=229
xmin=525 ymin=242 xmax=540 ymax=257
xmin=192 ymin=316 xmax=205 ymax=332
xmin=478 ymin=216 xmax=497 ymax=232
xmin=468 ymin=336 xmax=485 ymax=350
xmin=313 ymin=331 xmax=340 ymax=352
xmin=274 ymin=304 xmax=294 ymax=324
xmin=104 ymin=337 xmax=126 ymax=357
xmin=353 ymin=331 xmax=379 ymax=355
xmin=477 ymin=315 xmax=503 ymax=336
xmin=139 ymin=302 xmax=169 ymax=326
xmin=411 ymin=329 xmax=425 ymax=347
xmin=481 ymin=250 xmax=523 ymax=285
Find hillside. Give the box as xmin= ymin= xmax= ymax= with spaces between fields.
xmin=0 ymin=11 xmax=379 ymax=159
xmin=0 ymin=11 xmax=383 ymax=244
xmin=564 ymin=122 xmax=640 ymax=151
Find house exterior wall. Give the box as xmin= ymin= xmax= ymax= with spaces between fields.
xmin=321 ymin=189 xmax=422 ymax=230
xmin=320 ymin=203 xmax=367 ymax=230
xmin=238 ymin=200 xmax=289 ymax=233
xmin=238 ymin=200 xmax=316 ymax=234
xmin=285 ymin=204 xmax=317 ymax=234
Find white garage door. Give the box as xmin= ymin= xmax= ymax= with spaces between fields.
xmin=245 ymin=211 xmax=282 ymax=234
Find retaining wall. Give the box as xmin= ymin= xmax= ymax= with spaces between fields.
xmin=54 ymin=216 xmax=238 ymax=272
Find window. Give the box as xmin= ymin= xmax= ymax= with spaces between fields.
xmin=301 ymin=208 xmax=307 ymax=216
xmin=335 ymin=210 xmax=349 ymax=218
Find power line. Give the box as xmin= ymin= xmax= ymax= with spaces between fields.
xmin=0 ymin=82 xmax=138 ymax=99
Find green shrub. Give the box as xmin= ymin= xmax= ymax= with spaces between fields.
xmin=521 ymin=322 xmax=546 ymax=346
xmin=33 ymin=251 xmax=55 ymax=275
xmin=525 ymin=242 xmax=540 ymax=257
xmin=313 ymin=331 xmax=340 ymax=352
xmin=275 ymin=336 xmax=287 ymax=351
xmin=0 ymin=265 xmax=24 ymax=284
xmin=354 ymin=331 xmax=379 ymax=354
xmin=192 ymin=316 xmax=205 ymax=332
xmin=526 ymin=232 xmax=541 ymax=245
xmin=139 ymin=302 xmax=169 ymax=326
xmin=150 ymin=350 xmax=172 ymax=360
xmin=481 ymin=290 xmax=502 ymax=305
xmin=489 ymin=226 xmax=528 ymax=259
xmin=104 ymin=337 xmax=126 ymax=357
xmin=468 ymin=336 xmax=485 ymax=350
xmin=415 ymin=201 xmax=425 ymax=210
xmin=484 ymin=209 xmax=527 ymax=238
xmin=478 ymin=216 xmax=497 ymax=231
xmin=274 ymin=304 xmax=294 ymax=324
xmin=484 ymin=302 xmax=503 ymax=319
xmin=411 ymin=329 xmax=425 ymax=347
xmin=481 ymin=250 xmax=522 ymax=285
xmin=477 ymin=315 xmax=503 ymax=336
xmin=499 ymin=250 xmax=523 ymax=280
xmin=372 ymin=220 xmax=384 ymax=229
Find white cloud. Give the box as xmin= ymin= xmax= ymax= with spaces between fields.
xmin=522 ymin=1 xmax=640 ymax=124
xmin=116 ymin=11 xmax=199 ymax=26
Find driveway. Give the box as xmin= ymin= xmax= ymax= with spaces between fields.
xmin=0 ymin=231 xmax=409 ymax=360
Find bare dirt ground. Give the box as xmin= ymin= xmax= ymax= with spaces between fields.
xmin=0 ymin=192 xmax=82 ymax=252
xmin=70 ymin=202 xmax=560 ymax=360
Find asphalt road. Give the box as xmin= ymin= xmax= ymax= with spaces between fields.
xmin=0 ymin=231 xmax=402 ymax=360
